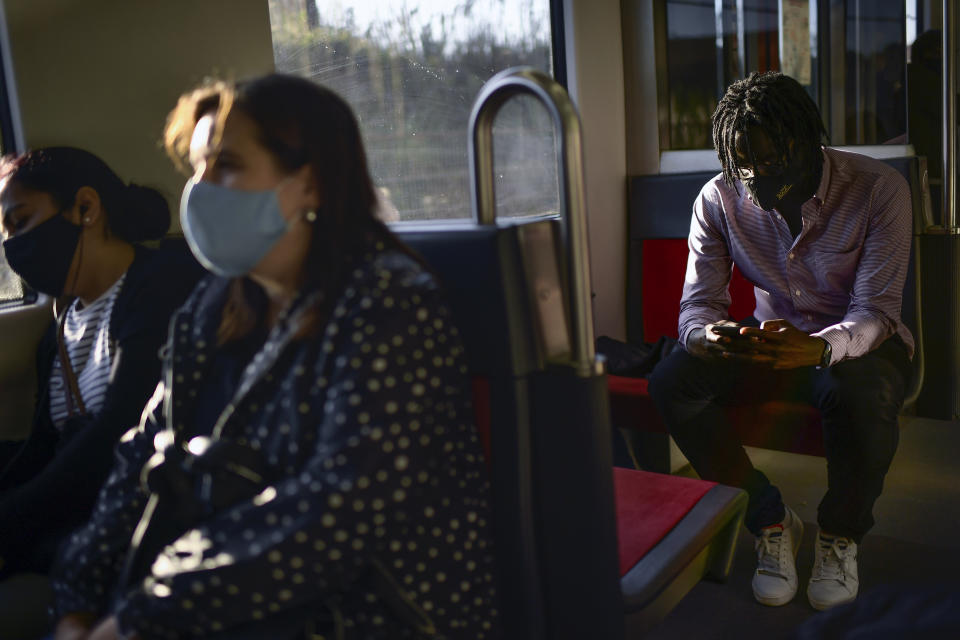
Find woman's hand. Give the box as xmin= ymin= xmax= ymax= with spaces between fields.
xmin=87 ymin=616 xmax=140 ymax=640
xmin=85 ymin=616 xmax=140 ymax=640
xmin=86 ymin=616 xmax=140 ymax=640
xmin=54 ymin=612 xmax=96 ymax=640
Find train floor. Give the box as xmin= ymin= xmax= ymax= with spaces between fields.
xmin=644 ymin=415 xmax=960 ymax=639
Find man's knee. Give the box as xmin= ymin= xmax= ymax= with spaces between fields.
xmin=648 ymin=348 xmax=748 ymax=421
xmin=817 ymin=356 xmax=906 ymax=468
xmin=818 ymin=357 xmax=907 ymax=421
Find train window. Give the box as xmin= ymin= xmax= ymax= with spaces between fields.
xmin=0 ymin=141 xmax=17 ymax=302
xmin=0 ymin=39 xmax=24 ymax=304
xmin=0 ymin=249 xmax=23 ymax=303
xmin=653 ymin=0 xmax=939 ymax=151
xmin=268 ymin=0 xmax=559 ymax=221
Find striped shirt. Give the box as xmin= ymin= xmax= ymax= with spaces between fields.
xmin=49 ymin=273 xmax=126 ymax=427
xmin=679 ymin=147 xmax=914 ymax=365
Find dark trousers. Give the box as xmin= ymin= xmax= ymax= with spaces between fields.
xmin=647 ymin=336 xmax=911 ymax=542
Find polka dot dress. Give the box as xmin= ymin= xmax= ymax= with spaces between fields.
xmin=52 ymin=244 xmax=501 ymax=639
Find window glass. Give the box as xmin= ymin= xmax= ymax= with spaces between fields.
xmin=0 ymin=85 xmax=22 ymax=304
xmin=655 ymin=0 xmax=930 ymax=151
xmin=0 ymin=246 xmax=23 ymax=303
xmin=837 ymin=2 xmax=906 ymax=144
xmin=662 ymin=0 xmax=716 ymax=149
xmin=660 ymin=0 xmax=793 ymax=150
xmin=268 ymin=0 xmax=558 ymax=221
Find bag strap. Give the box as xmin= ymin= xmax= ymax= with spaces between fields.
xmin=55 ymin=302 xmax=88 ymax=417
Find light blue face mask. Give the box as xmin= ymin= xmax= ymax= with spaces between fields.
xmin=180 ymin=177 xmax=293 ymax=277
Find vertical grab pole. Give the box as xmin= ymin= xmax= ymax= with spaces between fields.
xmin=944 ymin=1 xmax=957 ymax=231
xmin=468 ymin=67 xmax=597 ymax=377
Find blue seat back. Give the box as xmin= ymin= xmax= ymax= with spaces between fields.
xmin=395 ymin=220 xmax=624 ymax=640
xmin=395 ymin=223 xmax=545 ymax=638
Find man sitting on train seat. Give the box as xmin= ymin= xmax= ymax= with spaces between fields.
xmin=648 ymin=71 xmax=913 ymax=611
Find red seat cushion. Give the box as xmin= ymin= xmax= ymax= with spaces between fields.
xmin=607 ymin=376 xmax=668 ymax=435
xmin=607 ymin=375 xmax=650 ymax=396
xmin=613 ymin=467 xmax=715 ymax=576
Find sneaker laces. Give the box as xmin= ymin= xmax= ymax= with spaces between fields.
xmin=756 ymin=526 xmax=788 ymax=577
xmin=813 ymin=536 xmax=852 ymax=583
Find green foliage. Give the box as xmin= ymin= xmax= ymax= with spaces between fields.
xmin=268 ymin=0 xmax=556 ymax=220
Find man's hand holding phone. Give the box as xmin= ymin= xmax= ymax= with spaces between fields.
xmin=689 ymin=318 xmax=825 ymax=369
xmin=688 ymin=320 xmax=775 ymax=365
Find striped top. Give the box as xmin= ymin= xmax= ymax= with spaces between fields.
xmin=679 ymin=147 xmax=914 ymax=365
xmin=49 ymin=273 xmax=126 ymax=426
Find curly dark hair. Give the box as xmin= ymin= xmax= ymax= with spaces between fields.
xmin=712 ymin=71 xmax=828 ymax=188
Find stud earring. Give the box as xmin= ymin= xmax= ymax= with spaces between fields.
xmin=84 ymin=218 xmax=91 ymax=223
xmin=305 ymin=210 xmax=318 ymax=223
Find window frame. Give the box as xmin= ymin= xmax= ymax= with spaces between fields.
xmin=630 ymin=0 xmax=924 ymax=176
xmin=550 ymin=0 xmax=569 ymax=89
xmin=0 ymin=1 xmax=24 ymax=156
xmin=0 ymin=1 xmax=31 ymax=306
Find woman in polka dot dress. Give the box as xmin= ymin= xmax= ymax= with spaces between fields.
xmin=50 ymin=74 xmax=500 ymax=640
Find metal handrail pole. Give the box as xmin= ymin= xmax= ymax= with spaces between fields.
xmin=468 ymin=67 xmax=595 ymax=376
xmin=944 ymin=1 xmax=957 ymax=230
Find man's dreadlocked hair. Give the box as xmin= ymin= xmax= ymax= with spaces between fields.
xmin=712 ymin=71 xmax=828 ymax=188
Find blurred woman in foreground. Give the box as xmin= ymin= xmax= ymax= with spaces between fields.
xmin=51 ymin=74 xmax=500 ymax=640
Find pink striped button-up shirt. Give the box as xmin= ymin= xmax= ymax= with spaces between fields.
xmin=679 ymin=147 xmax=914 ymax=365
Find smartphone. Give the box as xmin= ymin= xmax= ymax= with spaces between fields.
xmin=710 ymin=323 xmax=744 ymax=338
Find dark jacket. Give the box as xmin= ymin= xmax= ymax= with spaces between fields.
xmin=53 ymin=246 xmax=500 ymax=639
xmin=0 ymin=243 xmax=204 ymax=573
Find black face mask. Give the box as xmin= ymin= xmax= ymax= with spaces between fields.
xmin=2 ymin=212 xmax=82 ymax=297
xmin=742 ymin=162 xmax=803 ymax=211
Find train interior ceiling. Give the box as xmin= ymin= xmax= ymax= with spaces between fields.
xmin=0 ymin=0 xmax=958 ymax=638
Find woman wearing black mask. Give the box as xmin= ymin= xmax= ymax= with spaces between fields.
xmin=0 ymin=147 xmax=203 ymax=639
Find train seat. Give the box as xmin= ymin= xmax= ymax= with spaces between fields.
xmin=396 ymin=223 xmax=549 ymax=637
xmin=613 ymin=156 xmax=927 ymax=472
xmin=397 ymin=218 xmax=746 ymax=638
xmin=614 ymin=466 xmax=746 ymax=635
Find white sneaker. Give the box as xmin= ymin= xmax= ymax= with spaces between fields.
xmin=752 ymin=506 xmax=804 ymax=606
xmin=807 ymin=531 xmax=859 ymax=611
